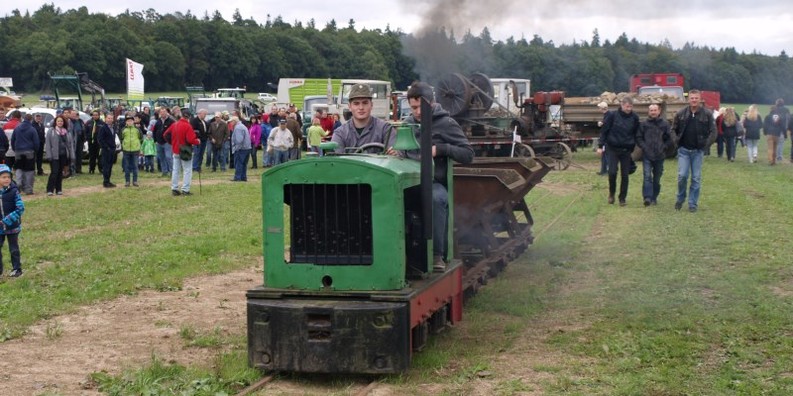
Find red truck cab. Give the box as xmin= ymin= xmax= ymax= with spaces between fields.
xmin=630 ymin=73 xmax=720 ymax=111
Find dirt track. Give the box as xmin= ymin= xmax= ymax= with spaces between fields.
xmin=0 ymin=265 xmax=261 ymax=396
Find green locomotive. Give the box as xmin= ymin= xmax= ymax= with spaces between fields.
xmin=247 ymin=116 xmax=550 ymax=373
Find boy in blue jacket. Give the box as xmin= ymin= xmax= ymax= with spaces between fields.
xmin=0 ymin=164 xmax=25 ymax=277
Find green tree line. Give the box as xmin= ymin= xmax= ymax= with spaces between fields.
xmin=2 ymin=5 xmax=792 ymax=105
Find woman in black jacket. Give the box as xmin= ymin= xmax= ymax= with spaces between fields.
xmin=742 ymin=105 xmax=763 ymax=163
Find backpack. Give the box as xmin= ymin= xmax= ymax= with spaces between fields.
xmin=179 ymin=144 xmax=193 ymax=161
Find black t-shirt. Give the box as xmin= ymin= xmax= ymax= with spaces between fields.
xmin=681 ymin=110 xmax=700 ymax=150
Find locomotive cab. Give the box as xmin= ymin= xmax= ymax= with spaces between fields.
xmin=248 ymin=154 xmax=463 ymax=373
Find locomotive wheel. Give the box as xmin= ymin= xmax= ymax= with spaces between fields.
xmin=513 ymin=143 xmax=535 ymax=159
xmin=468 ymin=72 xmax=494 ymax=110
xmin=551 ymin=142 xmax=573 ymax=170
xmin=437 ymin=73 xmax=471 ymax=117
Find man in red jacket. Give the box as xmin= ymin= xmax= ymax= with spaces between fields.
xmin=164 ymin=109 xmax=200 ymax=196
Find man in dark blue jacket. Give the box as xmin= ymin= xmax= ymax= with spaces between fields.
xmin=32 ymin=114 xmax=45 ymax=175
xmin=597 ymin=97 xmax=640 ymax=206
xmin=84 ymin=111 xmax=105 ymax=174
xmin=98 ymin=114 xmax=117 ymax=188
xmin=10 ymin=114 xmax=40 ymax=194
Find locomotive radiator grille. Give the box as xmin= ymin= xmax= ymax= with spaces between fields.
xmin=286 ymin=184 xmax=373 ymax=265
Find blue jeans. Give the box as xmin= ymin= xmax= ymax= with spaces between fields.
xmin=144 ymin=155 xmax=155 ymax=171
xmin=599 ymin=150 xmax=607 ymax=173
xmin=193 ymin=139 xmax=207 ymax=171
xmin=205 ymin=140 xmax=213 ymax=167
xmin=263 ymin=146 xmax=272 ymax=166
xmin=777 ymin=137 xmax=786 ymax=161
xmin=171 ymin=154 xmax=193 ymax=192
xmin=676 ymin=147 xmax=703 ymax=209
xmin=746 ymin=139 xmax=759 ymax=162
xmin=273 ymin=149 xmax=289 ymax=165
xmin=715 ymin=135 xmax=724 ymax=157
xmin=156 ymin=143 xmax=172 ymax=175
xmin=642 ymin=158 xmax=664 ymax=201
xmin=0 ymin=233 xmax=21 ymax=272
xmin=725 ymin=136 xmax=737 ymax=160
xmin=211 ymin=143 xmax=227 ymax=171
xmin=122 ymin=152 xmax=139 ymax=183
xmin=233 ymin=149 xmax=250 ymax=181
xmin=433 ymin=182 xmax=449 ymax=259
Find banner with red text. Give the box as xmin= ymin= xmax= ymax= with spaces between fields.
xmin=126 ymin=58 xmax=144 ymax=101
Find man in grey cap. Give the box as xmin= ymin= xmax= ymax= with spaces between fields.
xmin=331 ymin=83 xmax=395 ymax=153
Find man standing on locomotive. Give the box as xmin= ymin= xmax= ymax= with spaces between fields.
xmin=331 ymin=83 xmax=396 ymax=153
xmin=393 ymin=82 xmax=474 ymax=272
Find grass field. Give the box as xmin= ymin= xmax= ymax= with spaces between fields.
xmin=1 ymin=135 xmax=792 ymax=394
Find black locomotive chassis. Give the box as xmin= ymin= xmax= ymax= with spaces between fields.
xmin=247 ymin=297 xmax=411 ymax=374
xmin=247 ymin=263 xmax=462 ymax=374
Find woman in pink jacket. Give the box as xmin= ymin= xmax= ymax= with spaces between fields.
xmin=248 ymin=116 xmax=262 ymax=169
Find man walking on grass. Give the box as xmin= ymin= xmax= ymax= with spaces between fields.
xmin=671 ymin=90 xmax=716 ymax=213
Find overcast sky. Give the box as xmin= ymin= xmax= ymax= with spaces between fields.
xmin=13 ymin=1 xmax=792 ymax=56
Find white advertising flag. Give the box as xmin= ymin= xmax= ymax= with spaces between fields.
xmin=126 ymin=58 xmax=144 ymax=101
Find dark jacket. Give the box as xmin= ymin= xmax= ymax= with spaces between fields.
xmin=208 ymin=118 xmax=229 ymax=146
xmin=71 ymin=117 xmax=85 ymax=140
xmin=599 ymin=109 xmax=639 ymax=151
xmin=0 ymin=128 xmax=8 ymax=153
xmin=637 ymin=116 xmax=672 ymax=161
xmin=191 ymin=116 xmax=209 ymax=141
xmin=286 ymin=118 xmax=302 ymax=144
xmin=769 ymin=105 xmax=790 ymax=139
xmin=672 ymin=106 xmax=716 ymax=150
xmin=32 ymin=120 xmax=45 ymax=149
xmin=11 ymin=119 xmax=40 ymax=153
xmin=403 ymin=103 xmax=475 ymax=186
xmin=743 ymin=117 xmax=763 ymax=140
xmin=97 ymin=123 xmax=116 ymax=151
xmin=84 ymin=118 xmax=105 ymax=145
xmin=0 ymin=181 xmax=24 ymax=234
xmin=763 ymin=114 xmax=786 ymax=137
xmin=153 ymin=116 xmax=175 ymax=144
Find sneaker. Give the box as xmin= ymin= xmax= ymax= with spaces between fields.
xmin=172 ymin=190 xmax=181 ymax=196
xmin=433 ymin=256 xmax=446 ymax=273
xmin=103 ymin=182 xmax=116 ymax=188
xmin=47 ymin=191 xmax=54 ymax=196
xmin=182 ymin=191 xmax=193 ymax=196
xmin=608 ymin=195 xmax=615 ymax=205
xmin=643 ymin=199 xmax=651 ymax=207
xmin=124 ymin=182 xmax=130 ymax=187
xmin=619 ymin=200 xmax=626 ymax=207
xmin=9 ymin=269 xmax=22 ymax=278
xmin=689 ymin=206 xmax=697 ymax=213
xmin=133 ymin=182 xmax=139 ymax=187
xmin=651 ymin=200 xmax=658 ymax=206
xmin=56 ymin=191 xmax=63 ymax=196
